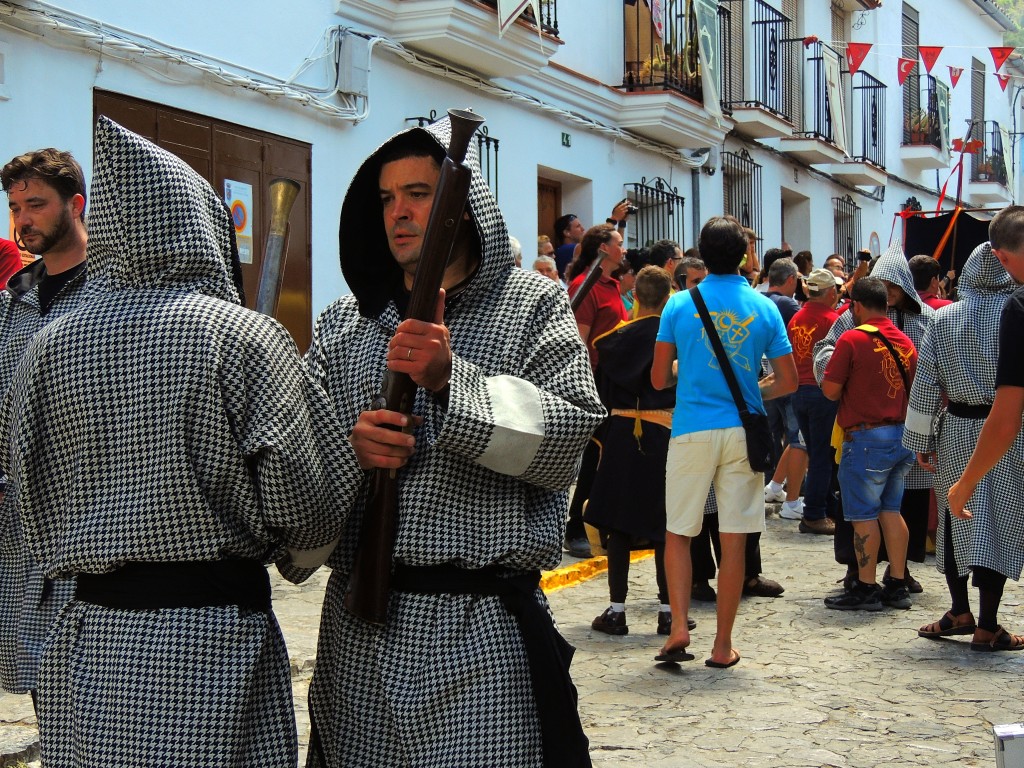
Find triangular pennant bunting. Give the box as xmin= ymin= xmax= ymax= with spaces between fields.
xmin=990 ymin=46 xmax=1015 ymax=72
xmin=996 ymin=72 xmax=1011 ymax=91
xmin=897 ymin=57 xmax=917 ymax=86
xmin=919 ymin=46 xmax=942 ymax=74
xmin=949 ymin=65 xmax=963 ymax=88
xmin=846 ymin=43 xmax=871 ymax=76
xmin=497 ymin=0 xmax=540 ymax=38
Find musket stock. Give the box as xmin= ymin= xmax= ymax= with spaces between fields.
xmin=569 ymin=253 xmax=606 ymax=312
xmin=345 ymin=109 xmax=485 ymax=625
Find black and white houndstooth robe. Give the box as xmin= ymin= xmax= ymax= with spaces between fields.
xmin=903 ymin=243 xmax=1024 ymax=579
xmin=303 ymin=117 xmax=605 ymax=767
xmin=813 ymin=241 xmax=936 ymax=491
xmin=0 ymin=257 xmax=92 ymax=693
xmin=0 ymin=117 xmax=363 ymax=767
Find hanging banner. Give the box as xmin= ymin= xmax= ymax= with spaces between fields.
xmin=694 ymin=0 xmax=722 ymax=120
xmin=897 ymin=57 xmax=917 ymax=86
xmin=846 ymin=42 xmax=871 ymax=76
xmin=990 ymin=46 xmax=1015 ymax=72
xmin=919 ymin=46 xmax=943 ymax=74
xmin=996 ymin=72 xmax=1011 ymax=92
xmin=497 ymin=0 xmax=540 ymax=38
xmin=949 ymin=65 xmax=963 ymax=89
xmin=651 ymin=0 xmax=664 ymax=39
xmin=936 ymin=79 xmax=951 ymax=156
xmin=822 ymin=45 xmax=848 ymax=156
xmin=1000 ymin=124 xmax=1014 ymax=193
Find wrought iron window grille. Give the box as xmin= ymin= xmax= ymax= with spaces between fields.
xmin=833 ymin=194 xmax=862 ymax=273
xmin=477 ymin=0 xmax=559 ymax=37
xmin=968 ymin=120 xmax=1007 ymax=186
xmin=404 ymin=110 xmax=500 ymax=202
xmin=624 ymin=176 xmax=686 ymax=249
xmin=722 ymin=149 xmax=763 ymax=239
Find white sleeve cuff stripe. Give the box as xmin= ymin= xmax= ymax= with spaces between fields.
xmin=477 ymin=375 xmax=545 ymax=476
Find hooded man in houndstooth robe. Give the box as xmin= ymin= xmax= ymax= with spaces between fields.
xmin=904 ymin=240 xmax=1024 ymax=646
xmin=303 ymin=115 xmax=604 ymax=767
xmin=0 ymin=117 xmax=365 ymax=766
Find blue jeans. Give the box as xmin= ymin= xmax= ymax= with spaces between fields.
xmin=791 ymin=385 xmax=839 ymax=521
xmin=837 ymin=425 xmax=915 ymax=522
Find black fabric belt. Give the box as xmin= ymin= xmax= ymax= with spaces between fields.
xmin=947 ymin=401 xmax=992 ymax=419
xmin=391 ymin=563 xmax=592 ymax=768
xmin=75 ymin=559 xmax=271 ymax=611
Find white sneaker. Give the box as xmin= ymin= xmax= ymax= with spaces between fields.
xmin=779 ymin=499 xmax=804 ymax=520
xmin=764 ymin=483 xmax=786 ymax=503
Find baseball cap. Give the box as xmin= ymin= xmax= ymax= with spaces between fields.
xmin=804 ymin=268 xmax=843 ymax=295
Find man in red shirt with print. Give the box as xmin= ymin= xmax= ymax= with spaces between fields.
xmin=821 ymin=277 xmax=918 ymax=612
xmin=787 ymin=269 xmax=843 ymax=535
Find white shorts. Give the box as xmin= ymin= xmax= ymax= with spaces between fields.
xmin=665 ymin=426 xmax=766 ymax=537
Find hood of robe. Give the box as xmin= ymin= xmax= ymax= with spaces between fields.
xmin=957 ymin=241 xmax=1017 ymax=298
xmin=338 ymin=112 xmax=514 ymax=318
xmin=871 ymin=241 xmax=924 ymax=314
xmin=86 ymin=116 xmax=241 ymax=304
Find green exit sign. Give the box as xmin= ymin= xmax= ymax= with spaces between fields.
xmin=561 ymin=132 xmax=571 ymax=147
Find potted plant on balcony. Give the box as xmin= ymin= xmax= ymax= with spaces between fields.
xmin=976 ymin=156 xmax=993 ymax=181
xmin=639 ymin=45 xmax=668 ymax=87
xmin=907 ymin=109 xmax=931 ymax=144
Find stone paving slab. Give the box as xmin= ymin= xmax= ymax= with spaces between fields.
xmin=2 ymin=513 xmax=1023 ymax=766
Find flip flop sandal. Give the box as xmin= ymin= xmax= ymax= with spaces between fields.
xmin=970 ymin=626 xmax=1024 ymax=652
xmin=705 ymin=650 xmax=741 ymax=668
xmin=918 ymin=611 xmax=976 ymax=638
xmin=654 ymin=648 xmax=695 ymax=663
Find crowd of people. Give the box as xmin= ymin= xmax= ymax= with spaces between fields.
xmin=1 ymin=112 xmax=1022 ymax=766
xmin=542 ymin=204 xmax=1024 ymax=667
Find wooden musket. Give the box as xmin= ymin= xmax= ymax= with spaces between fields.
xmin=569 ymin=253 xmax=606 ymax=312
xmin=344 ymin=108 xmax=485 ymax=625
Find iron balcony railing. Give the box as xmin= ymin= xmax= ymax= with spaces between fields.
xmin=902 ymin=74 xmax=941 ymax=149
xmin=478 ymin=0 xmax=558 ymax=36
xmin=801 ymin=41 xmax=839 ymax=143
xmin=850 ymin=71 xmax=886 ymax=168
xmin=970 ymin=120 xmax=1008 ymax=185
xmin=622 ymin=1 xmax=735 ymax=112
xmin=723 ymin=0 xmax=797 ymax=123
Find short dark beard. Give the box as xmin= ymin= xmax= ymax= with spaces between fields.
xmin=23 ymin=203 xmax=73 ymax=256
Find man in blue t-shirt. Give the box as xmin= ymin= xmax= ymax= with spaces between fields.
xmin=652 ymin=215 xmax=797 ymax=669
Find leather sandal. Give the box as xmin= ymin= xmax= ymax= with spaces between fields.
xmin=918 ymin=611 xmax=975 ymax=638
xmin=970 ymin=626 xmax=1024 ymax=652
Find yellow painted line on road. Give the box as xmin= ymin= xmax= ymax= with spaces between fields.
xmin=541 ymin=550 xmax=654 ymax=594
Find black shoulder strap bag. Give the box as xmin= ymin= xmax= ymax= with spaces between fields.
xmin=689 ymin=286 xmax=774 ymax=473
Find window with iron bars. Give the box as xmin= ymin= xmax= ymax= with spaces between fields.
xmin=624 ymin=177 xmax=686 ymax=249
xmin=722 ymin=149 xmax=763 ymax=242
xmin=833 ymin=194 xmax=862 ymax=272
xmin=405 ymin=110 xmax=500 ymax=203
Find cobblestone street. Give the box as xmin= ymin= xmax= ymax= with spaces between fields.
xmin=2 ymin=512 xmax=1022 ymax=766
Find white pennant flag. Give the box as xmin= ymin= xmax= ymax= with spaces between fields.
xmin=497 ymin=0 xmax=542 ymax=38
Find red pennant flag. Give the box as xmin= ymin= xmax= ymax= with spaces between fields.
xmin=990 ymin=46 xmax=1015 ymax=72
xmin=919 ymin=46 xmax=942 ymax=74
xmin=996 ymin=72 xmax=1011 ymax=91
xmin=846 ymin=43 xmax=872 ymax=76
xmin=948 ymin=65 xmax=963 ymax=88
xmin=951 ymin=138 xmax=983 ymax=154
xmin=897 ymin=57 xmax=917 ymax=86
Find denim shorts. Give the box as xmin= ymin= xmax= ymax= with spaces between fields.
xmin=837 ymin=425 xmax=914 ymax=522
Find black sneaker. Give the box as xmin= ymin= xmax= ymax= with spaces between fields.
xmin=657 ymin=612 xmax=696 ymax=635
xmin=592 ymin=607 xmax=628 ymax=635
xmin=824 ymin=582 xmax=883 ymax=612
xmin=880 ymin=579 xmax=913 ymax=610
